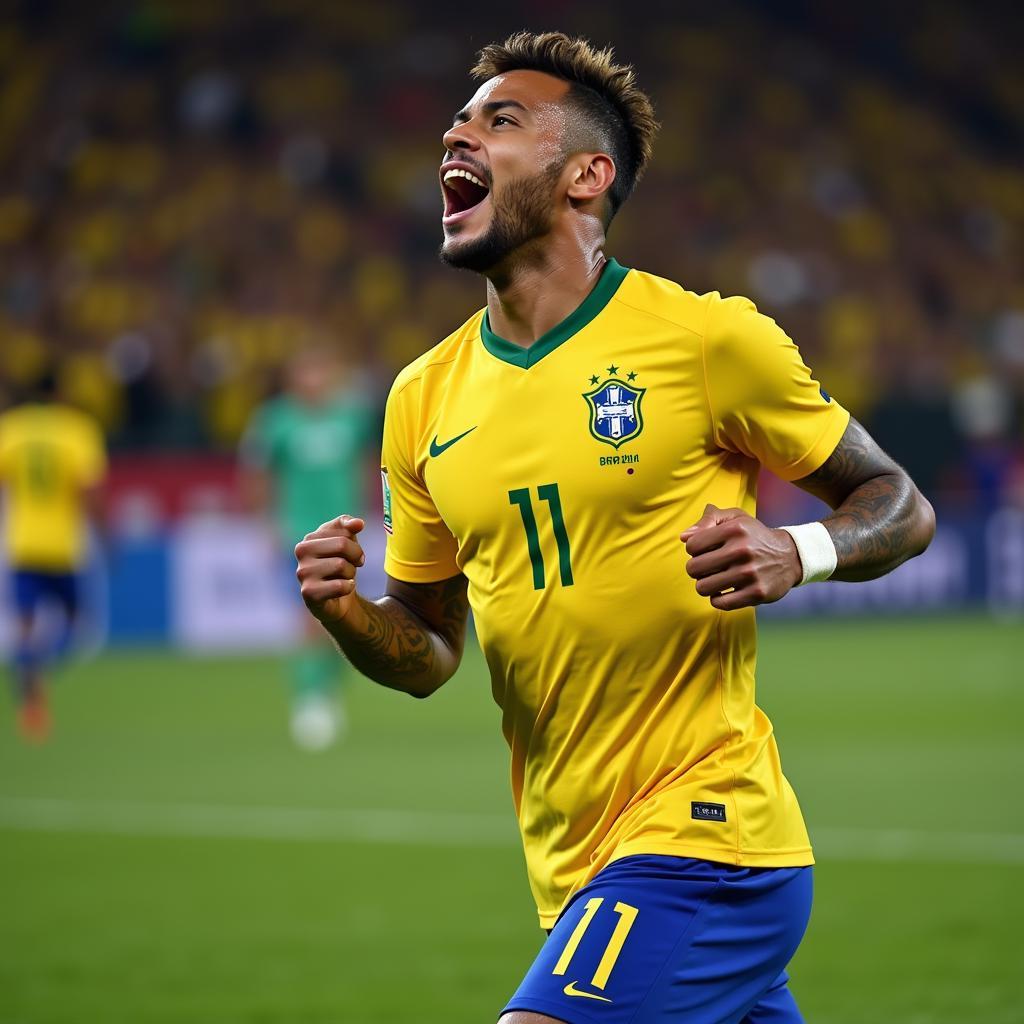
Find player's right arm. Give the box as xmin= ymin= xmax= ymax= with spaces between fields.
xmin=295 ymin=515 xmax=469 ymax=698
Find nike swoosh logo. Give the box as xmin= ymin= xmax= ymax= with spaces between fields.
xmin=563 ymin=981 xmax=612 ymax=1003
xmin=429 ymin=427 xmax=476 ymax=457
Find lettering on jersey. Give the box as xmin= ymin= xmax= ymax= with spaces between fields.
xmin=583 ymin=370 xmax=645 ymax=449
xmin=381 ymin=468 xmax=393 ymax=534
xmin=691 ymin=801 xmax=727 ymax=822
xmin=599 ymin=453 xmax=640 ymax=467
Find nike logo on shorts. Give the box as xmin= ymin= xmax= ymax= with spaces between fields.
xmin=563 ymin=981 xmax=612 ymax=1002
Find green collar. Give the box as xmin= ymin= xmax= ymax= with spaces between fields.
xmin=480 ymin=258 xmax=630 ymax=369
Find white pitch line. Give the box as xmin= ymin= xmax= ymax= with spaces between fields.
xmin=0 ymin=798 xmax=1022 ymax=866
xmin=811 ymin=825 xmax=1024 ymax=866
xmin=0 ymin=797 xmax=516 ymax=847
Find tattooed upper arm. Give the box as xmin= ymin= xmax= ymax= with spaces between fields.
xmin=793 ymin=417 xmax=935 ymax=580
xmin=794 ymin=417 xmax=902 ymax=509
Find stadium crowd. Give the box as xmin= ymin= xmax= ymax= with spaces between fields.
xmin=1 ymin=1 xmax=1022 ymax=506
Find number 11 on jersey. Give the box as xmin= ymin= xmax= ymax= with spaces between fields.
xmin=508 ymin=483 xmax=574 ymax=590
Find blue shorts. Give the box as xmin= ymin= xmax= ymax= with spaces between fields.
xmin=503 ymin=855 xmax=813 ymax=1024
xmin=11 ymin=570 xmax=79 ymax=618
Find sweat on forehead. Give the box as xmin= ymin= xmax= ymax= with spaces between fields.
xmin=456 ymin=70 xmax=571 ymax=120
xmin=456 ymin=71 xmax=611 ymax=159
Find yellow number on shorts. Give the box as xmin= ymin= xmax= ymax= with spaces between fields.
xmin=551 ymin=897 xmax=639 ymax=991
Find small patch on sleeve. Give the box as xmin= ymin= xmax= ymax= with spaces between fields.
xmin=381 ymin=468 xmax=393 ymax=534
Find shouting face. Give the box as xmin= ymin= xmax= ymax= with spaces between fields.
xmin=439 ymin=70 xmax=573 ymax=274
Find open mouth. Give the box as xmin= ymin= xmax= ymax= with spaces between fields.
xmin=441 ymin=165 xmax=491 ymax=221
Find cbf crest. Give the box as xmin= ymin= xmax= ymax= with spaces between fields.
xmin=583 ymin=365 xmax=646 ymax=449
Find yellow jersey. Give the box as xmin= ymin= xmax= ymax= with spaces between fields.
xmin=0 ymin=403 xmax=107 ymax=571
xmin=381 ymin=260 xmax=849 ymax=928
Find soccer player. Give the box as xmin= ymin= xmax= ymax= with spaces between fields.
xmin=240 ymin=345 xmax=377 ymax=750
xmin=0 ymin=370 xmax=107 ymax=741
xmin=295 ymin=32 xmax=935 ymax=1023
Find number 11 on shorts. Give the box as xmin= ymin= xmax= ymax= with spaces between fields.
xmin=551 ymin=897 xmax=639 ymax=992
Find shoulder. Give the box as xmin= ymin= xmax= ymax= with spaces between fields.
xmin=0 ymin=403 xmax=33 ymax=428
xmin=26 ymin=403 xmax=83 ymax=436
xmin=614 ymin=268 xmax=787 ymax=368
xmin=700 ymin=292 xmax=797 ymax=367
xmin=0 ymin=407 xmax=38 ymax=453
xmin=387 ymin=308 xmax=486 ymax=406
xmin=53 ymin=406 xmax=105 ymax=453
xmin=58 ymin=404 xmax=102 ymax=431
xmin=610 ymin=267 xmax=745 ymax=338
xmin=617 ymin=273 xmax=776 ymax=352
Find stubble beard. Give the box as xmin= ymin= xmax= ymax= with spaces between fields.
xmin=439 ymin=162 xmax=563 ymax=275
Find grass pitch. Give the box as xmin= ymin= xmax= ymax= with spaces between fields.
xmin=0 ymin=615 xmax=1021 ymax=1023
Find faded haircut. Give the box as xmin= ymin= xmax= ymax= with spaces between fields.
xmin=472 ymin=31 xmax=659 ymax=224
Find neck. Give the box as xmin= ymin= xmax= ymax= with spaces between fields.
xmin=484 ymin=237 xmax=608 ymax=348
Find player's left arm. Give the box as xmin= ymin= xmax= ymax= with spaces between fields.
xmin=684 ymin=418 xmax=935 ymax=610
xmin=791 ymin=416 xmax=935 ymax=580
xmin=74 ymin=419 xmax=109 ymax=552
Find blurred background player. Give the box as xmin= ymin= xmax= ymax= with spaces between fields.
xmin=239 ymin=344 xmax=377 ymax=750
xmin=0 ymin=370 xmax=107 ymax=741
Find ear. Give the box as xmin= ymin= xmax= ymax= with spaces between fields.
xmin=565 ymin=153 xmax=616 ymax=206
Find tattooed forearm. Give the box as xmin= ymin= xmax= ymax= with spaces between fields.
xmin=820 ymin=475 xmax=925 ymax=581
xmin=327 ymin=574 xmax=469 ymax=697
xmin=341 ymin=596 xmax=438 ymax=687
xmin=796 ymin=418 xmax=935 ymax=582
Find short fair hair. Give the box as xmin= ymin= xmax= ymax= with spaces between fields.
xmin=472 ymin=31 xmax=659 ymax=223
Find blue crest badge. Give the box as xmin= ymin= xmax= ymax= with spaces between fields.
xmin=583 ymin=371 xmax=646 ymax=449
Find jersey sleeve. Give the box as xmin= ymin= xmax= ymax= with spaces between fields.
xmin=74 ymin=415 xmax=107 ymax=487
xmin=703 ymin=295 xmax=850 ymax=480
xmin=381 ymin=378 xmax=461 ymax=583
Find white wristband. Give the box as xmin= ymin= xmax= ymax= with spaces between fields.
xmin=779 ymin=522 xmax=838 ymax=585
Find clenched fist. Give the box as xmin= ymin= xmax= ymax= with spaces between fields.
xmin=295 ymin=515 xmax=366 ymax=624
xmin=681 ymin=504 xmax=802 ymax=611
